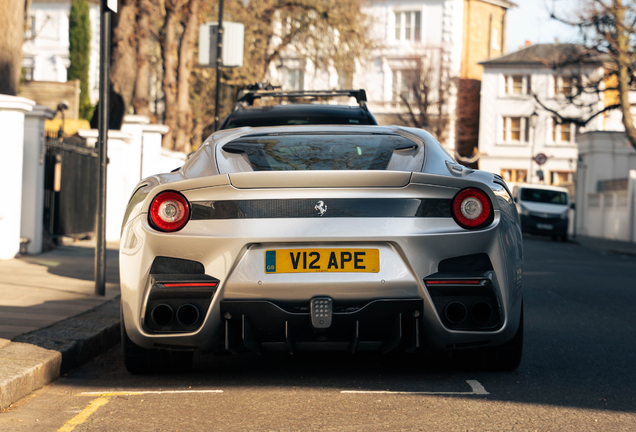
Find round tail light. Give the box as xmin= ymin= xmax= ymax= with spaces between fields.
xmin=148 ymin=191 xmax=190 ymax=232
xmin=451 ymin=188 xmax=493 ymax=229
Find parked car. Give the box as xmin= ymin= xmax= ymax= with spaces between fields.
xmin=512 ymin=184 xmax=571 ymax=241
xmin=218 ymin=88 xmax=378 ymax=130
xmin=119 ymin=125 xmax=524 ymax=373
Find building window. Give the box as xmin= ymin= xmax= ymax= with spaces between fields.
xmin=505 ymin=75 xmax=530 ymax=95
xmin=552 ymin=118 xmax=575 ymax=143
xmin=284 ymin=68 xmax=303 ymax=91
xmin=554 ymin=75 xmax=580 ymax=96
xmin=502 ymin=116 xmax=530 ymax=142
xmin=510 ymin=117 xmax=521 ymax=141
xmin=395 ymin=11 xmax=421 ymax=42
xmin=392 ymin=69 xmax=416 ymax=101
xmin=22 ymin=67 xmax=34 ymax=81
xmin=501 ymin=169 xmax=528 ymax=183
xmin=550 ymin=171 xmax=574 ymax=185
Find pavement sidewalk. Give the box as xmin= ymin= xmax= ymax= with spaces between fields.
xmin=573 ymin=235 xmax=636 ymax=256
xmin=0 ymin=239 xmax=121 ymax=409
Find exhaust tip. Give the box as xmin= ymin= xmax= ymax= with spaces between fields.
xmin=151 ymin=304 xmax=174 ymax=326
xmin=445 ymin=301 xmax=467 ymax=324
xmin=176 ymin=304 xmax=200 ymax=327
xmin=471 ymin=301 xmax=493 ymax=323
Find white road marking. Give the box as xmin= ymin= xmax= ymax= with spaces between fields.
xmin=466 ymin=379 xmax=489 ymax=394
xmin=340 ymin=380 xmax=489 ymax=395
xmin=80 ymin=390 xmax=224 ymax=396
xmin=78 ymin=381 xmax=489 ymax=397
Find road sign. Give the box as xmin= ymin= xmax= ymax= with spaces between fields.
xmin=533 ymin=153 xmax=548 ymax=165
xmin=106 ymin=0 xmax=118 ymax=12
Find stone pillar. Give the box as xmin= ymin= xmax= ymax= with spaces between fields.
xmin=0 ymin=96 xmax=35 ymax=260
xmin=78 ymin=129 xmax=135 ymax=242
xmin=121 ymin=115 xmax=150 ymax=182
xmin=21 ymin=105 xmax=55 ymax=254
xmin=140 ymin=124 xmax=170 ymax=178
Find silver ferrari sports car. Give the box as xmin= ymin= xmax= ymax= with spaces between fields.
xmin=119 ymin=125 xmax=523 ymax=373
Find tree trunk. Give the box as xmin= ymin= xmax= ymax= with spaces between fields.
xmin=174 ymin=0 xmax=200 ymax=153
xmin=132 ymin=0 xmax=152 ymax=118
xmin=614 ymin=1 xmax=636 ymax=151
xmin=0 ymin=0 xmax=25 ymax=96
xmin=617 ymin=64 xmax=636 ymax=150
xmin=161 ymin=1 xmax=179 ymax=149
xmin=109 ymin=0 xmax=139 ymax=126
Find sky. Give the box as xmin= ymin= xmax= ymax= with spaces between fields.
xmin=506 ymin=0 xmax=583 ymax=53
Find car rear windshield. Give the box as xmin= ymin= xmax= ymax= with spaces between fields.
xmin=226 ymin=116 xmax=372 ymax=129
xmin=520 ymin=188 xmax=568 ymax=205
xmin=222 ymin=134 xmax=418 ymax=171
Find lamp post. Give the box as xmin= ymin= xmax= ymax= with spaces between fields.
xmin=529 ymin=111 xmax=538 ymax=184
xmin=95 ymin=0 xmax=115 ymax=296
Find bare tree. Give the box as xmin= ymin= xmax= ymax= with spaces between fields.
xmin=187 ymin=0 xmax=377 ymax=149
xmin=546 ymin=0 xmax=636 ymax=150
xmin=397 ymin=50 xmax=451 ymax=145
xmin=0 ymin=0 xmax=25 ymax=95
xmin=132 ymin=0 xmax=154 ymax=118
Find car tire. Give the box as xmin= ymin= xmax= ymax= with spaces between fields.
xmin=486 ymin=306 xmax=523 ymax=371
xmin=121 ymin=306 xmax=193 ymax=374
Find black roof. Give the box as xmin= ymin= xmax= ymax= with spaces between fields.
xmin=480 ymin=43 xmax=607 ymax=67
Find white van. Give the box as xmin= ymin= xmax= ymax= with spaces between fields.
xmin=512 ymin=184 xmax=571 ymax=241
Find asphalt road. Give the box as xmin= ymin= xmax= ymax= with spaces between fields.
xmin=2 ymin=236 xmax=636 ymax=431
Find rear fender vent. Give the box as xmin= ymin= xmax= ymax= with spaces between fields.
xmin=438 ymin=253 xmax=493 ymax=273
xmin=150 ymin=256 xmax=205 ymax=275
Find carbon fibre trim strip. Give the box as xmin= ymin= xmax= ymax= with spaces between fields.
xmin=190 ymin=198 xmax=451 ymax=219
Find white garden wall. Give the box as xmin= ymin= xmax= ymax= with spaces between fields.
xmin=0 ymin=96 xmax=35 ymax=260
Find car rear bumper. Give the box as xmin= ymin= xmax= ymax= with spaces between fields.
xmin=120 ymin=209 xmax=522 ymax=352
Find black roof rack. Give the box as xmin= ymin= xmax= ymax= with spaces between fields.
xmin=236 ymin=88 xmax=368 ymax=107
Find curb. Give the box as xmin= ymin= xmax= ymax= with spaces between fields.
xmin=0 ymin=298 xmax=120 ymax=409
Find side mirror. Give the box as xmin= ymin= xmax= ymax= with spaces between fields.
xmin=570 ymin=202 xmax=576 ymax=210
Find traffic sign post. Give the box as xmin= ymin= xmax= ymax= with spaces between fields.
xmin=533 ymin=153 xmax=548 ymax=166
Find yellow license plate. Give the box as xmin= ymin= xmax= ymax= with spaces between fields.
xmin=265 ymin=249 xmax=379 ymax=273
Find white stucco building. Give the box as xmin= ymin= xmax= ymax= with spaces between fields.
xmin=267 ymin=0 xmax=517 ymax=151
xmin=477 ymin=43 xmax=605 ymax=186
xmin=22 ymin=0 xmax=101 ymax=104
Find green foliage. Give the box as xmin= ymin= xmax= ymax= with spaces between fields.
xmin=68 ymin=0 xmax=92 ymax=120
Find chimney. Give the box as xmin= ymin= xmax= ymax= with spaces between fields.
xmin=525 ymin=40 xmax=532 ymax=46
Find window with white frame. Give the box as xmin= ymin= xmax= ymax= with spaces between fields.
xmin=392 ymin=69 xmax=417 ymax=102
xmin=554 ymin=75 xmax=581 ymax=97
xmin=501 ymin=169 xmax=527 ymax=183
xmin=504 ymin=75 xmax=530 ymax=95
xmin=551 ymin=118 xmax=576 ymax=144
xmin=395 ymin=11 xmax=422 ymax=42
xmin=502 ymin=116 xmax=531 ymax=142
xmin=284 ymin=68 xmax=303 ymax=91
xmin=550 ymin=171 xmax=574 ymax=185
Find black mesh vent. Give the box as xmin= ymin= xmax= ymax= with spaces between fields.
xmin=149 ymin=256 xmax=205 ymax=275
xmin=438 ymin=253 xmax=493 ymax=273
xmin=191 ymin=198 xmax=451 ymax=220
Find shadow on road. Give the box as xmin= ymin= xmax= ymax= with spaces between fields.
xmin=54 ymin=237 xmax=636 ymax=415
